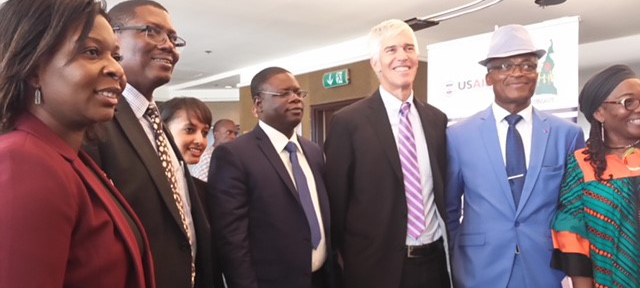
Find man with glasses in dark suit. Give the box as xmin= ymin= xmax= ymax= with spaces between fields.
xmin=209 ymin=67 xmax=337 ymax=288
xmin=84 ymin=1 xmax=219 ymax=287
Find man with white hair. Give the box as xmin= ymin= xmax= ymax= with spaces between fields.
xmin=325 ymin=19 xmax=450 ymax=288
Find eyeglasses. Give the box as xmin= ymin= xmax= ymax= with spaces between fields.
xmin=602 ymin=97 xmax=640 ymax=111
xmin=113 ymin=25 xmax=186 ymax=48
xmin=488 ymin=62 xmax=538 ymax=74
xmin=258 ymin=90 xmax=309 ymax=99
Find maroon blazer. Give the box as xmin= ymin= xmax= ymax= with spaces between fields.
xmin=0 ymin=113 xmax=155 ymax=288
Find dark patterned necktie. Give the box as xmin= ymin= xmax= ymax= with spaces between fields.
xmin=145 ymin=103 xmax=195 ymax=287
xmin=505 ymin=114 xmax=526 ymax=206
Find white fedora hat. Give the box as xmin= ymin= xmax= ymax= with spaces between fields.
xmin=478 ymin=24 xmax=546 ymax=66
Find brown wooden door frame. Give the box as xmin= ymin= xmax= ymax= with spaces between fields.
xmin=310 ymin=98 xmax=362 ymax=146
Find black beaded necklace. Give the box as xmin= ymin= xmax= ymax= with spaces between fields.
xmin=604 ymin=139 xmax=640 ymax=150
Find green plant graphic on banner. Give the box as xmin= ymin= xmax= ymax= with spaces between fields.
xmin=536 ymin=40 xmax=558 ymax=95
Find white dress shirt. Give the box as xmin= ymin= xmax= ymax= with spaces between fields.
xmin=259 ymin=120 xmax=327 ymax=271
xmin=122 ymin=84 xmax=197 ymax=258
xmin=379 ymin=86 xmax=442 ymax=245
xmin=491 ymin=103 xmax=533 ymax=168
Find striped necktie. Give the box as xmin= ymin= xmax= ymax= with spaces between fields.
xmin=398 ymin=102 xmax=426 ymax=239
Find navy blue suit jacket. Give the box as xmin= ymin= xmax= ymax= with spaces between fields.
xmin=209 ymin=125 xmax=336 ymax=288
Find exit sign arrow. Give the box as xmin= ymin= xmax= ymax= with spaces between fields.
xmin=323 ymin=69 xmax=350 ymax=89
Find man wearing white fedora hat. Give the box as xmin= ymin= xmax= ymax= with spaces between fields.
xmin=445 ymin=24 xmax=584 ymax=288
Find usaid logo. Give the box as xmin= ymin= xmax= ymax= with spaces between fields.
xmin=444 ymin=78 xmax=489 ymax=96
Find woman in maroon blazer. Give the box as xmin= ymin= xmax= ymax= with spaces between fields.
xmin=0 ymin=0 xmax=156 ymax=287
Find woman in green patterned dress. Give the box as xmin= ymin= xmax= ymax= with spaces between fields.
xmin=552 ymin=64 xmax=640 ymax=288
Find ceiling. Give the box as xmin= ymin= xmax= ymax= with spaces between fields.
xmin=150 ymin=0 xmax=639 ymax=90
xmin=5 ymin=0 xmax=638 ymax=91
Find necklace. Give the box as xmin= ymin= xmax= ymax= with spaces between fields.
xmin=623 ymin=148 xmax=640 ymax=171
xmin=604 ymin=138 xmax=640 ymax=150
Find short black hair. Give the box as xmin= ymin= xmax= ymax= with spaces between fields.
xmin=250 ymin=66 xmax=291 ymax=99
xmin=212 ymin=119 xmax=234 ymax=132
xmin=108 ymin=0 xmax=167 ymax=27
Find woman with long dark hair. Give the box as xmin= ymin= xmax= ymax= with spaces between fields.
xmin=0 ymin=0 xmax=155 ymax=287
xmin=552 ymin=64 xmax=640 ymax=287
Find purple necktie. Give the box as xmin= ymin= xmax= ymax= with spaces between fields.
xmin=398 ymin=102 xmax=426 ymax=239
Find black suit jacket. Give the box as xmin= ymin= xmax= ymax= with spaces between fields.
xmin=85 ymin=99 xmax=218 ymax=288
xmin=209 ymin=125 xmax=337 ymax=288
xmin=324 ymin=90 xmax=448 ymax=288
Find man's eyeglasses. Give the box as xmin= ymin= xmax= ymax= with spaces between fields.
xmin=488 ymin=62 xmax=538 ymax=74
xmin=602 ymin=97 xmax=640 ymax=111
xmin=113 ymin=25 xmax=186 ymax=48
xmin=258 ymin=90 xmax=309 ymax=99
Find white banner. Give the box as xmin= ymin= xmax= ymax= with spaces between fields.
xmin=427 ymin=17 xmax=580 ymax=124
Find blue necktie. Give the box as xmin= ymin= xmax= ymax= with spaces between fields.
xmin=505 ymin=114 xmax=526 ymax=206
xmin=284 ymin=142 xmax=322 ymax=249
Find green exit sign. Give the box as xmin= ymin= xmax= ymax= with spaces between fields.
xmin=322 ymin=69 xmax=350 ymax=89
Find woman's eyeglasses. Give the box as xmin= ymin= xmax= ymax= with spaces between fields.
xmin=602 ymin=97 xmax=640 ymax=111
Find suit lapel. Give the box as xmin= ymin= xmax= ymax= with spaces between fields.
xmin=73 ymin=152 xmax=148 ymax=288
xmin=365 ymin=91 xmax=403 ymax=181
xmin=253 ymin=126 xmax=300 ymax=202
xmin=414 ymin=99 xmax=444 ymax=202
xmin=114 ymin=100 xmax=187 ymax=236
xmin=516 ymin=109 xmax=549 ymax=215
xmin=480 ymin=108 xmax=517 ymax=212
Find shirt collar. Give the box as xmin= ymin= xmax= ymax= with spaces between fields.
xmin=379 ymin=85 xmax=414 ymax=112
xmin=258 ymin=120 xmax=301 ymax=153
xmin=122 ymin=84 xmax=154 ymax=119
xmin=491 ymin=102 xmax=533 ymax=124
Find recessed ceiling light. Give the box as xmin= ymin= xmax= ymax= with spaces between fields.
xmin=224 ymin=85 xmax=233 ymax=89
